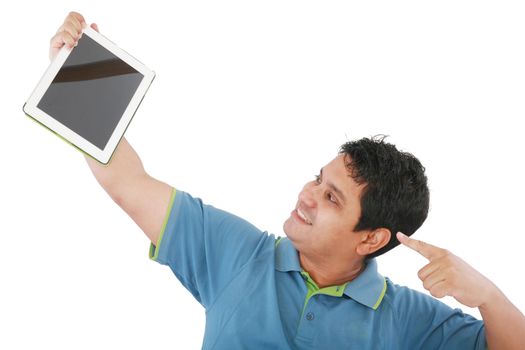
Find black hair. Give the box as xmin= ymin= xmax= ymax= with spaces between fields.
xmin=340 ymin=135 xmax=430 ymax=259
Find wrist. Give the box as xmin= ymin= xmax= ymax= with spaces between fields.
xmin=478 ymin=282 xmax=505 ymax=312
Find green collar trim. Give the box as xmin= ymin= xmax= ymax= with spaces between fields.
xmin=299 ymin=271 xmax=350 ymax=319
xmin=300 ymin=271 xmax=349 ymax=297
xmin=275 ymin=238 xmax=387 ymax=310
xmin=372 ymin=278 xmax=387 ymax=310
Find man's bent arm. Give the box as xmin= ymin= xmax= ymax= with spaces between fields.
xmin=397 ymin=232 xmax=525 ymax=349
xmin=479 ymin=286 xmax=525 ymax=350
xmin=86 ymin=138 xmax=173 ymax=246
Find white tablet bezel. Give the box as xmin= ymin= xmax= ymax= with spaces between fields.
xmin=23 ymin=26 xmax=155 ymax=165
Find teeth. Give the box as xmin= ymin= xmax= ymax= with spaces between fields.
xmin=297 ymin=209 xmax=312 ymax=224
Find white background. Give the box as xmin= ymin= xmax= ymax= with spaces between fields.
xmin=1 ymin=1 xmax=524 ymax=349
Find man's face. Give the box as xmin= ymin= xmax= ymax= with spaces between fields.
xmin=283 ymin=154 xmax=366 ymax=262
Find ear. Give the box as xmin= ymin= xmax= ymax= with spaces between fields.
xmin=356 ymin=228 xmax=391 ymax=256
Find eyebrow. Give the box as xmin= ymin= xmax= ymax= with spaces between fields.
xmin=320 ymin=168 xmax=347 ymax=205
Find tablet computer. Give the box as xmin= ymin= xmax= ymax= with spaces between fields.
xmin=23 ymin=26 xmax=155 ymax=164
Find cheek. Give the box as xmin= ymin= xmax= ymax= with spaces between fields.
xmin=317 ymin=208 xmax=344 ymax=228
xmin=316 ymin=210 xmax=357 ymax=239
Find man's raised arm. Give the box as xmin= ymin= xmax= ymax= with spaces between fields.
xmin=51 ymin=12 xmax=173 ymax=246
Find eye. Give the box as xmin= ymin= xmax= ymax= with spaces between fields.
xmin=327 ymin=192 xmax=337 ymax=204
xmin=315 ymin=174 xmax=338 ymax=205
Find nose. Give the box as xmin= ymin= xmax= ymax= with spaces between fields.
xmin=298 ymin=181 xmax=318 ymax=208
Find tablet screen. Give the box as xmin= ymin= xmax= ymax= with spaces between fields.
xmin=37 ymin=34 xmax=144 ymax=150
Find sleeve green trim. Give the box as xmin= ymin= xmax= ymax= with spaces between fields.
xmin=372 ymin=277 xmax=387 ymax=310
xmin=149 ymin=187 xmax=177 ymax=261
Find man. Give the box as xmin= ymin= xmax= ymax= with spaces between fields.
xmin=50 ymin=12 xmax=525 ymax=349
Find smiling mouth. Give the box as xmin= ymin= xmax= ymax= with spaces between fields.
xmin=295 ymin=208 xmax=312 ymax=225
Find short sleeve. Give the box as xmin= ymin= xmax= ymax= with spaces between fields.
xmin=393 ymin=285 xmax=487 ymax=350
xmin=149 ymin=189 xmax=274 ymax=309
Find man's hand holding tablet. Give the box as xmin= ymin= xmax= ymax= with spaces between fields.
xmin=24 ymin=11 xmax=155 ymax=164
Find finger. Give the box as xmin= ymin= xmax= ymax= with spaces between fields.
xmin=56 ymin=17 xmax=84 ymax=36
xmin=90 ymin=23 xmax=99 ymax=32
xmin=422 ymin=270 xmax=446 ymax=291
xmin=66 ymin=11 xmax=86 ymax=29
xmin=397 ymin=232 xmax=442 ymax=260
xmin=428 ymin=280 xmax=449 ymax=299
xmin=50 ymin=33 xmax=72 ymax=52
xmin=417 ymin=261 xmax=441 ymax=281
xmin=50 ymin=31 xmax=77 ymax=50
xmin=56 ymin=24 xmax=81 ymax=43
xmin=55 ymin=12 xmax=86 ymax=43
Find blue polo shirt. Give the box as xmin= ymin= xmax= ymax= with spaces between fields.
xmin=150 ymin=189 xmax=487 ymax=349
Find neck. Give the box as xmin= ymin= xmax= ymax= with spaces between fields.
xmin=299 ymin=252 xmax=365 ymax=288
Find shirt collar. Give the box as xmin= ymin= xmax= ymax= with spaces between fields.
xmin=342 ymin=259 xmax=387 ymax=310
xmin=275 ymin=237 xmax=387 ymax=310
xmin=275 ymin=237 xmax=301 ymax=272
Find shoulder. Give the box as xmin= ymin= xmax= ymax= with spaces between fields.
xmin=380 ymin=279 xmax=486 ymax=349
xmin=382 ymin=277 xmax=449 ymax=313
xmin=154 ymin=189 xmax=275 ymax=267
xmin=381 ymin=277 xmax=475 ymax=330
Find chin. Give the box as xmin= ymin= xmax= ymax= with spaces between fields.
xmin=282 ymin=219 xmax=304 ymax=245
xmin=283 ymin=218 xmax=292 ymax=236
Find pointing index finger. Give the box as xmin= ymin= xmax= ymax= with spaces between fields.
xmin=396 ymin=232 xmax=442 ymax=260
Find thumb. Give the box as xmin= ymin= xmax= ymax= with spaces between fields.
xmin=90 ymin=23 xmax=99 ymax=32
